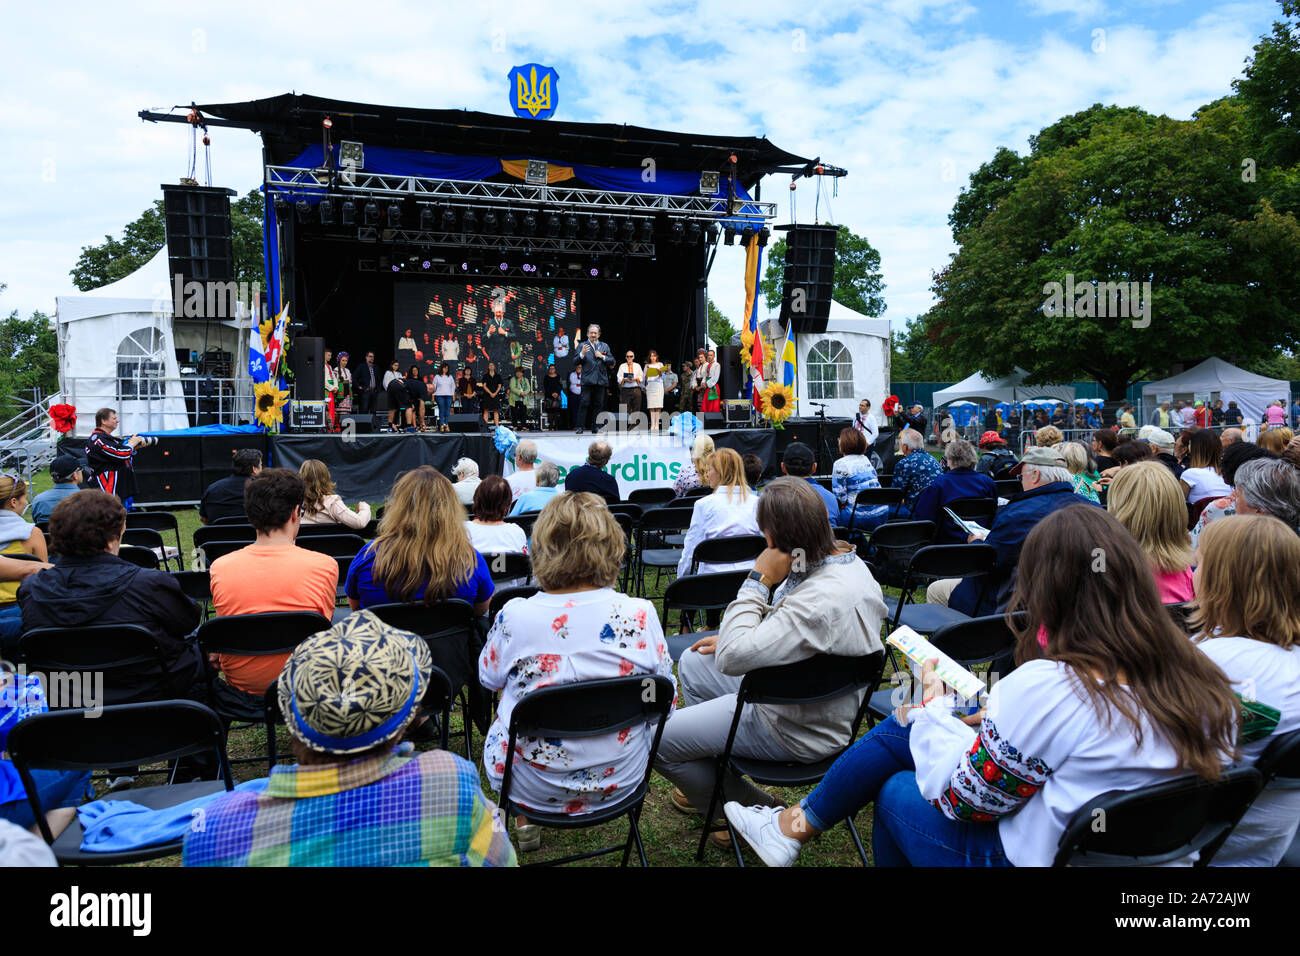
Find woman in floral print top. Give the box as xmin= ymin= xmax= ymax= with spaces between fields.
xmin=479 ymin=493 xmax=676 ymax=816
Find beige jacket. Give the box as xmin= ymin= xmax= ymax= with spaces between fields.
xmin=715 ymin=552 xmax=886 ymax=761
xmin=301 ymin=494 xmax=371 ymax=529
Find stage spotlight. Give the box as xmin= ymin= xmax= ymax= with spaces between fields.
xmin=501 ymin=210 xmax=516 ymax=235
xmin=758 ymin=227 xmax=770 ymax=247
xmin=483 ymin=210 xmax=498 ymax=233
xmin=364 ymin=200 xmax=380 ymax=224
xmin=584 ymin=216 xmax=600 ymax=239
xmin=419 ymin=206 xmax=434 ymax=230
xmin=318 ymin=199 xmax=334 ymax=225
xmin=563 ymin=214 xmax=579 ymax=238
xmin=441 ymin=207 xmax=457 ymax=230
xmin=686 ymin=220 xmax=701 ymax=244
xmin=462 ymin=209 xmax=477 ymax=232
xmin=273 ymin=197 xmax=290 ymax=220
xmin=741 ymin=224 xmax=755 ymax=245
xmin=546 ymin=213 xmax=561 ymax=236
xmin=499 ymin=260 xmax=508 ymax=271
xmin=724 ymin=224 xmax=736 ymax=245
xmin=387 ymin=203 xmax=401 ymax=227
xmin=602 ymin=217 xmax=619 ymax=241
xmin=669 ymin=220 xmax=685 ymax=244
xmin=295 ymin=199 xmax=312 ymax=222
xmin=341 ymin=200 xmax=356 ymax=225
xmin=706 ymin=223 xmax=718 ymax=242
xmin=638 ymin=219 xmax=654 ymax=242
xmin=620 ymin=218 xmax=635 ymax=241
xmin=422 ymin=259 xmax=431 ymax=269
xmin=522 ymin=212 xmax=537 ymax=234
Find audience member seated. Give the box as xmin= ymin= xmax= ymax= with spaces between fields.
xmin=507 ymin=440 xmax=538 ymax=502
xmin=832 ymin=427 xmax=889 ymax=530
xmin=742 ymin=453 xmax=764 ymax=491
xmin=913 ymin=439 xmax=997 ymax=542
xmin=1258 ymin=426 xmax=1294 ymax=455
xmin=1191 ymin=443 xmax=1279 ymax=546
xmin=1138 ymin=426 xmax=1179 ymax=474
xmin=466 ymin=476 xmax=529 ymax=555
xmin=725 ymin=505 xmax=1237 ymax=866
xmin=208 ymin=469 xmax=339 ymax=714
xmin=673 ymin=434 xmax=715 ymax=498
xmin=926 ymin=446 xmax=1099 ymax=614
xmin=1230 ymin=458 xmax=1300 ymax=532
xmin=452 ymin=457 xmax=481 ymax=507
xmin=1060 ymin=441 xmax=1102 ymax=504
xmin=0 ymin=555 xmax=50 ymax=655
xmin=890 ymin=427 xmax=943 ymax=517
xmin=1220 ymin=427 xmax=1244 ymax=448
xmin=0 ymin=667 xmax=89 ymax=841
xmin=29 ymin=456 xmax=82 ymax=525
xmin=974 ymin=431 xmax=1018 ymax=481
xmin=677 ymin=448 xmax=761 ymax=577
xmin=1033 ymin=424 xmax=1063 ymax=448
xmin=780 ymin=441 xmax=836 ymax=521
xmin=199 ymin=448 xmax=262 ymax=524
xmin=657 ymin=478 xmax=886 ymax=839
xmin=299 ymin=458 xmax=371 ymax=528
xmin=479 ymin=493 xmax=674 ymax=847
xmin=1179 ymin=428 xmax=1231 ymax=505
xmin=183 ymin=611 xmax=516 ymax=867
xmin=18 ymin=490 xmax=206 ymax=705
xmin=1191 ymin=515 xmax=1300 ymax=866
xmin=1092 ymin=428 xmax=1119 ymax=472
xmin=562 ymin=439 xmax=619 ymax=503
xmin=0 ymin=476 xmax=46 ymax=563
xmin=1107 ymin=461 xmax=1196 ymax=602
xmin=509 ymin=461 xmax=561 ymax=516
xmin=346 ymin=466 xmax=493 ymax=616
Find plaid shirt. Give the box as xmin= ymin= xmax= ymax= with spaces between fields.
xmin=183 ymin=744 xmax=516 ymax=867
xmin=893 ymin=450 xmax=943 ymax=514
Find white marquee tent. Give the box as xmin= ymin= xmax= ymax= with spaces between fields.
xmin=1141 ymin=357 xmax=1290 ymax=424
xmin=931 ymin=367 xmax=1075 ymax=407
xmin=777 ymin=299 xmax=890 ymax=421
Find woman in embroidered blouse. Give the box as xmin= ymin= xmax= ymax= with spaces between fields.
xmin=724 ymin=504 xmax=1238 ymax=867
xmin=335 ymin=352 xmax=353 ymax=415
xmin=479 ymin=492 xmax=676 ymax=836
xmin=673 ymin=433 xmax=714 ymax=498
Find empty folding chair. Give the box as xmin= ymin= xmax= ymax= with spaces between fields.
xmin=295 ymin=533 xmax=366 ymax=559
xmin=121 ymin=527 xmax=176 ymax=570
xmin=858 ymin=520 xmax=935 ymax=591
xmin=194 ymin=524 xmax=256 ymax=549
xmin=881 ymin=543 xmax=996 ymax=636
xmin=488 ymin=584 xmax=541 ymax=624
xmin=994 ymin=479 xmax=1022 ymax=499
xmin=845 ymin=488 xmax=904 ymax=536
xmin=195 ymin=539 xmax=250 ymax=567
xmin=628 ymin=487 xmax=675 ymax=508
xmin=634 ymin=505 xmax=694 ymax=597
xmin=210 ymin=514 xmax=251 ymax=526
xmin=172 ymin=569 xmax=213 ymax=619
xmin=660 ymin=570 xmax=749 ymax=661
xmin=482 ymin=552 xmax=532 ymax=586
xmin=687 ymin=534 xmax=766 ymax=575
xmin=117 ymin=544 xmax=160 ymax=570
xmin=125 ymin=511 xmax=184 ymax=568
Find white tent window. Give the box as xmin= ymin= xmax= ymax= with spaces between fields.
xmin=807 ymin=339 xmax=855 ymax=399
xmin=116 ymin=327 xmax=167 ymax=402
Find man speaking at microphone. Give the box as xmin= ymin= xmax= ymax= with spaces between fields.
xmin=85 ymin=407 xmax=149 ymax=508
xmin=575 ymin=324 xmax=614 ymax=434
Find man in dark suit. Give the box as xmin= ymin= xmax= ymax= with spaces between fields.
xmin=356 ymin=351 xmax=380 ymax=416
xmin=575 ymin=324 xmax=614 ymax=434
xmin=563 ymin=439 xmax=620 ymax=504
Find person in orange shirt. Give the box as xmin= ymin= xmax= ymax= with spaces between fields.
xmin=208 ymin=468 xmax=339 ymax=716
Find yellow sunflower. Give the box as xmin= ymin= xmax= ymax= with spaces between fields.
xmin=739 ymin=327 xmax=755 ymax=365
xmin=253 ymin=380 xmax=290 ymax=430
xmin=258 ymin=317 xmax=274 ymax=350
xmin=760 ymin=382 xmax=796 ymax=425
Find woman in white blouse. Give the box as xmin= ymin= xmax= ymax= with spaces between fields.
xmin=464 ymin=475 xmax=528 ymax=557
xmin=677 ymin=448 xmax=760 ymax=577
xmin=298 ymin=459 xmax=371 ymax=528
xmin=1180 ymin=428 xmax=1231 ymax=504
xmin=724 ymin=504 xmax=1238 ymax=867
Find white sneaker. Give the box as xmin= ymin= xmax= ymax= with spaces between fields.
xmin=724 ymin=802 xmax=801 ymax=867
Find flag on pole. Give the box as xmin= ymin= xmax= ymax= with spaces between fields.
xmin=248 ymin=325 xmax=269 ymax=382
xmin=780 ymin=318 xmax=797 ymax=388
xmin=744 ymin=240 xmax=765 ymax=410
xmin=264 ymin=303 xmax=290 ymax=374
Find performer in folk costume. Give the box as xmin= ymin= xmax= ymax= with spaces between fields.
xmin=700 ymin=349 xmax=722 ymax=414
xmin=336 ymin=352 xmax=354 ymax=416
xmin=324 ymin=349 xmax=340 ymax=431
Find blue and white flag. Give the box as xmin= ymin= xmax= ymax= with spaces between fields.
xmin=249 ymin=326 xmax=269 ymax=382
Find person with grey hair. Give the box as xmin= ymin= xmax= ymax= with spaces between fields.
xmin=575 ymin=324 xmax=614 ymax=434
xmin=507 ymin=439 xmax=538 ymax=502
xmin=891 ymin=427 xmax=943 ymax=515
xmin=452 ymin=457 xmax=481 ymax=507
xmin=509 ymin=461 xmax=562 ymax=516
xmin=563 ymin=439 xmax=620 ymax=503
xmin=1233 ymin=459 xmax=1300 ymax=530
xmin=1060 ymin=441 xmax=1101 ymax=503
xmin=912 ymin=439 xmax=997 ymax=543
xmin=925 ymin=446 xmax=1101 ymax=611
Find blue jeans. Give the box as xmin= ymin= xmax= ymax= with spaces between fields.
xmin=0 ymin=769 xmax=93 ymax=830
xmin=838 ymin=502 xmax=908 ymax=533
xmin=800 ymin=714 xmax=916 ymax=831
xmin=0 ymin=604 xmax=23 ymax=659
xmin=436 ymin=395 xmax=452 ymax=425
xmin=873 ymin=771 xmax=1010 ymax=866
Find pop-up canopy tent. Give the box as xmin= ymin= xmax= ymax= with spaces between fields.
xmin=1141 ymin=357 xmax=1289 ymax=424
xmin=54 ymin=250 xmax=247 ymax=437
xmin=932 ymin=368 xmax=1075 ymax=406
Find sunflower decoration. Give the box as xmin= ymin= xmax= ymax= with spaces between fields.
xmin=739 ymin=327 xmax=755 ymax=366
xmin=760 ymin=381 xmax=796 ymax=428
xmin=258 ymin=316 xmax=275 ymax=351
xmin=253 ymin=380 xmax=290 ymax=431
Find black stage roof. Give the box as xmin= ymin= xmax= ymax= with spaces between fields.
xmin=148 ymin=92 xmax=820 ymax=189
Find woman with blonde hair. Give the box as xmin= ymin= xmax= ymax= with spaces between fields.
xmin=673 ymin=432 xmax=715 ymax=497
xmin=1191 ymin=515 xmax=1300 ymax=866
xmin=677 ymin=447 xmax=760 ymax=577
xmin=1258 ymin=426 xmax=1294 ymax=455
xmin=345 ymin=466 xmax=492 ymax=615
xmin=1059 ymin=441 xmax=1101 ymax=503
xmin=1033 ymin=424 xmax=1063 ymax=449
xmin=479 ymin=492 xmax=674 ymax=846
xmin=0 ymin=477 xmax=46 ymax=605
xmin=298 ymin=459 xmax=372 ymax=529
xmin=1107 ymin=460 xmax=1195 ymax=603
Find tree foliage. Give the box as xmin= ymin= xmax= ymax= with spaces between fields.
xmin=760 ymin=225 xmax=886 ymax=317
xmin=707 ymin=299 xmax=737 ymax=346
xmin=0 ymin=283 xmax=58 ymax=422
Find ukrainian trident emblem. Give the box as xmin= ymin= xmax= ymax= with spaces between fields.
xmin=509 ymin=63 xmax=559 ymax=119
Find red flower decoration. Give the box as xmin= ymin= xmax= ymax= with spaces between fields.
xmin=49 ymin=404 xmax=77 ymax=434
xmin=881 ymin=395 xmax=900 ymax=417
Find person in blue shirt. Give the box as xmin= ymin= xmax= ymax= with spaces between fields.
xmin=891 ymin=429 xmax=943 ymax=516
xmin=29 ymin=455 xmax=83 ymax=524
xmin=509 ymin=461 xmax=562 ymax=516
xmin=779 ymin=441 xmax=837 ymax=522
xmin=912 ymin=439 xmax=998 ymax=543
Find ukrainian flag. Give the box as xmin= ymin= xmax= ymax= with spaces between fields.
xmin=780 ymin=319 xmax=796 ymax=388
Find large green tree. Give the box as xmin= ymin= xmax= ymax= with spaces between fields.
xmin=707 ymin=298 xmax=737 ymax=346
xmin=0 ymin=284 xmax=58 ymax=423
xmin=760 ymin=225 xmax=886 ymax=317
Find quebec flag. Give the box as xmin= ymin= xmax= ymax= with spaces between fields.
xmin=249 ymin=326 xmax=269 ymax=383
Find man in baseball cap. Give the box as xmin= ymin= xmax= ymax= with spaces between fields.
xmin=29 ymin=455 xmax=83 ymax=525
xmin=184 ymin=611 xmax=516 ymax=867
xmin=780 ymin=441 xmax=837 ymax=520
xmin=975 ymin=431 xmax=1019 ymax=481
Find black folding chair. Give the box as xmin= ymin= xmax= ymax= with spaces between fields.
xmin=611 ymin=512 xmax=637 ymax=591
xmin=126 ymin=512 xmax=184 ymax=568
xmin=832 ymin=526 xmax=852 ymax=541
xmin=117 ymin=544 xmax=160 ymax=569
xmin=845 ymin=488 xmax=904 ymax=536
xmin=995 ymin=479 xmax=1022 ymax=499
xmin=489 ymin=584 xmax=540 ymax=623
xmin=296 ymin=522 xmax=352 ymax=537
xmin=1200 ymin=728 xmax=1300 ymax=866
xmin=628 ymin=487 xmax=675 ymax=507
xmin=859 ymin=520 xmax=936 ymax=590
xmin=660 ymin=570 xmax=749 ymax=661
xmin=867 ymin=611 xmax=1024 ymax=723
xmin=6 ymin=700 xmax=235 ymax=865
xmin=210 ymin=514 xmax=250 ymax=526
xmin=121 ymin=527 xmax=177 ymax=570
xmin=812 ymin=476 xmax=833 ymax=490
xmin=195 ymin=539 xmax=249 ymax=567
xmin=173 ymin=569 xmax=213 ymax=619
xmin=334 ymin=554 xmax=354 ymax=604
xmin=295 ymin=533 xmax=366 ymax=559
xmin=1164 ymin=602 xmax=1196 ymax=635
xmin=1052 ymin=767 xmax=1264 ymax=866
xmin=697 ymin=652 xmax=888 ymax=865
xmin=881 ymin=543 xmax=996 ymax=636
xmin=20 ymin=624 xmax=172 ymax=707
xmin=482 ymin=551 xmax=532 ymax=586
xmin=607 ymin=503 xmax=643 ymax=521
xmin=194 ymin=524 xmax=256 ymax=548
xmin=504 ymin=513 xmax=539 ymax=539
xmin=941 ymin=497 xmax=998 ymax=541
xmin=634 ymin=505 xmax=694 ymax=597
xmin=681 ymin=485 xmax=712 ymax=500
xmin=499 ymin=675 xmax=675 ymax=866
xmin=687 ymin=534 xmax=766 ymax=575
xmin=197 ymin=611 xmax=331 ymax=761
xmin=366 ymin=599 xmax=482 ymax=760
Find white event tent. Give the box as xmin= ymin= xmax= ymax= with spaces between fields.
xmin=931 ymin=367 xmax=1075 ymax=407
xmin=1141 ymin=357 xmax=1289 ymax=424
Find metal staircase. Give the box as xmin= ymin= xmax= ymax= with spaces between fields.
xmin=0 ymin=390 xmax=59 ymax=482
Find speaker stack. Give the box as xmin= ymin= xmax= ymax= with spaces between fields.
xmin=290 ymin=336 xmax=325 ymax=401
xmin=162 ymin=184 xmax=236 ymax=320
xmin=777 ymin=223 xmax=837 ymax=334
xmin=132 ymin=439 xmax=203 ymax=503
xmin=716 ymin=344 xmax=743 ymax=401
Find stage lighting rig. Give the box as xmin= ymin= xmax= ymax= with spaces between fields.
xmin=501 ymin=210 xmax=517 ymax=235
xmin=462 ymin=209 xmax=477 ymax=232
xmin=758 ymin=227 xmax=770 ymax=247
xmin=274 ymin=196 xmax=290 ymax=221
xmin=724 ymin=224 xmax=736 ymax=245
xmin=706 ymin=223 xmax=718 ymax=242
xmin=685 ymin=220 xmax=701 ymax=245
xmin=602 ymin=217 xmax=619 ymax=241
xmin=638 ymin=219 xmax=654 ymax=242
xmin=669 ymin=220 xmax=685 ymax=244
xmin=387 ymin=202 xmax=402 ymax=227
xmin=341 ymin=200 xmax=356 ymax=225
xmin=441 ymin=208 xmax=457 ymax=230
xmin=319 ymin=198 xmax=334 ymax=224
xmin=546 ymin=213 xmax=562 ymax=237
xmin=699 ymin=170 xmax=720 ymax=195
xmin=563 ymin=214 xmax=579 ymax=238
xmin=295 ymin=199 xmax=311 ymax=222
xmin=619 ymin=218 xmax=635 ymax=241
xmin=419 ymin=205 xmax=435 ymax=230
xmin=483 ymin=210 xmax=498 ymax=233
xmin=741 ymin=224 xmax=755 ymax=246
xmin=522 ymin=212 xmax=537 ymax=235
xmin=584 ymin=216 xmax=600 ymax=239
xmin=364 ymin=200 xmax=380 ymax=225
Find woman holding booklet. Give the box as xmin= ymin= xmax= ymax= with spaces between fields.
xmin=725 ymin=505 xmax=1240 ymax=867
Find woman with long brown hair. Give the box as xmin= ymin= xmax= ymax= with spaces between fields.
xmin=1179 ymin=428 xmax=1230 ymax=504
xmin=344 ymin=466 xmax=493 ymax=615
xmin=725 ymin=504 xmax=1238 ymax=867
xmin=298 ymin=459 xmax=371 ymax=529
xmin=1189 ymin=514 xmax=1300 ymax=865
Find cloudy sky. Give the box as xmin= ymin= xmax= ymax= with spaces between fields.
xmin=0 ymin=0 xmax=1278 ymax=335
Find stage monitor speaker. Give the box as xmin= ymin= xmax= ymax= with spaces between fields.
xmin=717 ymin=344 xmax=742 ymax=401
xmin=700 ymin=412 xmax=724 ymax=430
xmin=339 ymin=416 xmax=375 ymax=435
xmin=290 ymin=336 xmax=325 ymax=401
xmin=162 ymin=184 xmax=236 ymax=318
xmin=447 ymin=413 xmax=483 ymax=433
xmin=134 ymin=470 xmax=204 ymax=504
xmin=133 ymin=440 xmax=200 ymax=472
xmin=777 ymin=223 xmax=837 ymax=334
